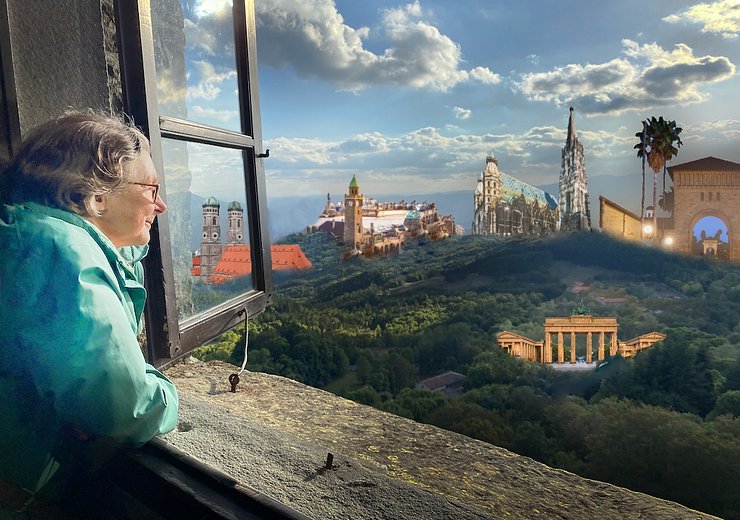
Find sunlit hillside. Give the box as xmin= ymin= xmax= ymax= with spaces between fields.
xmin=197 ymin=231 xmax=740 ymax=519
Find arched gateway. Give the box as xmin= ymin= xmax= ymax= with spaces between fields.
xmin=667 ymin=157 xmax=740 ymax=261
xmin=498 ymin=311 xmax=665 ymax=364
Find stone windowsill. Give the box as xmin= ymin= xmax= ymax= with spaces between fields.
xmin=162 ymin=358 xmax=716 ymax=520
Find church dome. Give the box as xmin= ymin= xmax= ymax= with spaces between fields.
xmin=228 ymin=201 xmax=243 ymax=211
xmin=349 ymin=175 xmax=359 ymax=189
xmin=203 ymin=196 xmax=220 ymax=207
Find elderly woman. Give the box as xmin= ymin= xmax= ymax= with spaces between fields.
xmin=0 ymin=112 xmax=178 ymax=516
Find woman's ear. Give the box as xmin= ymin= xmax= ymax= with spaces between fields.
xmin=91 ymin=193 xmax=108 ymax=214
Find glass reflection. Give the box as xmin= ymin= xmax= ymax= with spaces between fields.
xmin=151 ymin=0 xmax=241 ymax=132
xmin=161 ymin=138 xmax=252 ymax=321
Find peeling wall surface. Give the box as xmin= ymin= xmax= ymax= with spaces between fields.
xmin=163 ymin=358 xmax=717 ymax=520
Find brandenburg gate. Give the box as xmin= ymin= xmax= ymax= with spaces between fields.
xmin=542 ymin=315 xmax=618 ymax=363
xmin=498 ymin=306 xmax=665 ymax=364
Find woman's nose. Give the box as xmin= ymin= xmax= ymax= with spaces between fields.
xmin=154 ymin=193 xmax=167 ymax=214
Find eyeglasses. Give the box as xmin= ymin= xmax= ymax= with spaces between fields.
xmin=127 ymin=182 xmax=160 ymax=202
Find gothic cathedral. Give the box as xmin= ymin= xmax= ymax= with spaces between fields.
xmin=472 ymin=107 xmax=591 ymax=237
xmin=559 ymin=107 xmax=591 ymax=230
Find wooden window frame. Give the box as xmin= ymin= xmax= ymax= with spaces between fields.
xmin=115 ymin=0 xmax=273 ymax=369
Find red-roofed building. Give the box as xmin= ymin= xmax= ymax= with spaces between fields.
xmin=204 ymin=245 xmax=312 ymax=284
xmin=191 ymin=199 xmax=312 ymax=283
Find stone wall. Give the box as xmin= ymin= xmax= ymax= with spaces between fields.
xmin=599 ymin=195 xmax=641 ymax=241
xmin=5 ymin=0 xmax=116 ymax=132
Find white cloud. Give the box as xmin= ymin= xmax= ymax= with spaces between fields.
xmin=516 ymin=40 xmax=735 ymax=115
xmin=193 ymin=0 xmax=231 ymax=18
xmin=187 ymin=60 xmax=238 ymax=101
xmin=663 ymin=0 xmax=740 ymax=39
xmin=156 ymin=70 xmax=187 ymax=106
xmin=267 ymin=137 xmax=344 ymax=165
xmin=691 ymin=119 xmax=740 ymax=140
xmin=468 ymin=66 xmax=501 ymax=85
xmin=453 ymin=106 xmax=472 ymax=119
xmin=266 ymin=123 xmax=621 ymax=174
xmin=527 ymin=54 xmax=540 ymax=66
xmin=190 ymin=106 xmax=239 ymax=123
xmin=255 ymin=0 xmax=501 ymax=91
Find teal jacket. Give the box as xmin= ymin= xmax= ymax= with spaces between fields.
xmin=0 ymin=202 xmax=178 ymax=493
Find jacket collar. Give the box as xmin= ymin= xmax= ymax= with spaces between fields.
xmin=22 ymin=202 xmax=149 ymax=275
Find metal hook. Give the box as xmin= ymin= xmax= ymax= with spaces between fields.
xmin=229 ymin=373 xmax=240 ymax=393
xmin=257 ymin=149 xmax=270 ymax=158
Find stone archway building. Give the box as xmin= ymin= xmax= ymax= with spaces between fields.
xmin=667 ymin=157 xmax=740 ymax=261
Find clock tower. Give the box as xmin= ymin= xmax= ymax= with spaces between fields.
xmin=344 ymin=174 xmax=364 ymax=250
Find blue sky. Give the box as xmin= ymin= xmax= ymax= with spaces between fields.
xmin=182 ymin=0 xmax=740 ymax=218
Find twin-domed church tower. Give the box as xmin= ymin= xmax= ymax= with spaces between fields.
xmin=198 ymin=198 xmax=245 ymax=276
xmin=559 ymin=107 xmax=591 ymax=230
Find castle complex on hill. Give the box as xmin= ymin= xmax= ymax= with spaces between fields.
xmin=309 ymin=175 xmax=462 ymax=258
xmin=191 ymin=198 xmax=311 ymax=283
xmin=472 ymin=107 xmax=591 ymax=236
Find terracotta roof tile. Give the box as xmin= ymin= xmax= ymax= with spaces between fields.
xmin=667 ymin=156 xmax=740 ymax=177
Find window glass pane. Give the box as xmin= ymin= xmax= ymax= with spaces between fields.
xmin=151 ymin=0 xmax=241 ymax=132
xmin=161 ymin=137 xmax=253 ymax=321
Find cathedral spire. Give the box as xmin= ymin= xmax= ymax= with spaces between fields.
xmin=567 ymin=106 xmax=576 ymax=143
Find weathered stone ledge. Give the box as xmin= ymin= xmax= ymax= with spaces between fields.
xmin=162 ymin=358 xmax=716 ymax=520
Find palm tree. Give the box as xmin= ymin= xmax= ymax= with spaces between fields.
xmin=634 ymin=121 xmax=649 ymax=236
xmin=658 ymin=187 xmax=674 ymax=214
xmin=641 ymin=116 xmax=683 ymax=242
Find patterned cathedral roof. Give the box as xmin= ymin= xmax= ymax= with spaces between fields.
xmin=500 ymin=172 xmax=558 ymax=209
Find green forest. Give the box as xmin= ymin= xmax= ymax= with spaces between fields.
xmin=195 ymin=230 xmax=740 ymax=519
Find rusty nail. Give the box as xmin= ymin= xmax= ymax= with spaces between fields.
xmin=229 ymin=373 xmax=240 ymax=393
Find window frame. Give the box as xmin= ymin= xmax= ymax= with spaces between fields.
xmin=115 ymin=0 xmax=273 ymax=368
xmin=0 ymin=0 xmax=20 ymax=160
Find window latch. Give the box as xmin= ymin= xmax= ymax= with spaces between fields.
xmin=257 ymin=149 xmax=270 ymax=159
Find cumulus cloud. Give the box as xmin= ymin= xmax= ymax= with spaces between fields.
xmin=255 ymin=0 xmax=501 ymax=91
xmin=663 ymin=0 xmax=740 ymax=39
xmin=184 ymin=4 xmax=235 ymax=55
xmin=468 ymin=66 xmax=501 ymax=84
xmin=453 ymin=106 xmax=472 ymax=119
xmin=190 ymin=106 xmax=239 ymax=123
xmin=691 ymin=119 xmax=740 ymax=140
xmin=187 ymin=60 xmax=238 ymax=101
xmin=516 ymin=40 xmax=735 ymax=114
xmin=260 ymin=122 xmax=635 ymax=196
xmin=268 ymin=123 xmax=620 ymax=171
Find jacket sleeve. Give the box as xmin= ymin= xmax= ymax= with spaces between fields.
xmin=20 ymin=245 xmax=179 ymax=445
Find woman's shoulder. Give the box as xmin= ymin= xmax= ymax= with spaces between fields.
xmin=2 ymin=203 xmax=109 ymax=266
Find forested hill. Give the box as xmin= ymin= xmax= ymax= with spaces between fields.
xmin=197 ymin=231 xmax=740 ymax=519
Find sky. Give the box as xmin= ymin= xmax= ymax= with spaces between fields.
xmin=181 ymin=0 xmax=740 ymax=219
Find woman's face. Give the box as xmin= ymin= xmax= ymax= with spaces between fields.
xmin=87 ymin=151 xmax=167 ymax=248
